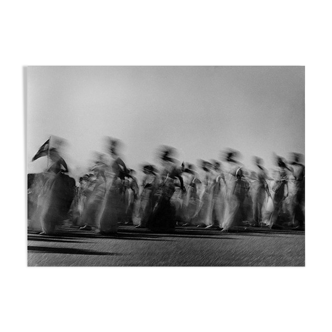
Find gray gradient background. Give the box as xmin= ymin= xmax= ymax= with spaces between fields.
xmin=27 ymin=66 xmax=304 ymax=177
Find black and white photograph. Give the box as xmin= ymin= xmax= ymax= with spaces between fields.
xmin=27 ymin=66 xmax=305 ymax=266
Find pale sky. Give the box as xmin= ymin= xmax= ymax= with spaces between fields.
xmin=26 ymin=66 xmax=304 ymax=178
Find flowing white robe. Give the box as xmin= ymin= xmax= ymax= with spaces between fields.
xmin=221 ymin=166 xmax=249 ymax=231
xmin=29 ymin=171 xmax=75 ymax=234
xmin=181 ymin=174 xmax=200 ymax=224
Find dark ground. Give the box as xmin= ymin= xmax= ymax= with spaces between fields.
xmin=27 ymin=225 xmax=305 ymax=266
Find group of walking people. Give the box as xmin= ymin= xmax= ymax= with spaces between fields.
xmin=28 ymin=138 xmax=305 ymax=235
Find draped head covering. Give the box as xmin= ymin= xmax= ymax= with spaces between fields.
xmin=222 ymin=148 xmax=241 ymax=164
xmin=235 ymin=167 xmax=243 ymax=178
xmin=160 ymin=146 xmax=175 ymax=163
xmin=200 ymin=160 xmax=212 ymax=172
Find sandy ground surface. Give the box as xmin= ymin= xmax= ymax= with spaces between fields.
xmin=27 ymin=225 xmax=304 ymax=266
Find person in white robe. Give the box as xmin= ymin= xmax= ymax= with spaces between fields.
xmin=268 ymin=156 xmax=290 ymax=229
xmin=98 ymin=138 xmax=128 ymax=234
xmin=79 ymin=161 xmax=108 ymax=231
xmin=181 ymin=164 xmax=201 ymax=226
xmin=287 ymin=153 xmax=305 ymax=230
xmin=124 ymin=169 xmax=139 ymax=225
xmin=29 ymin=148 xmax=75 ymax=235
xmin=251 ymin=157 xmax=271 ymax=227
xmin=205 ymin=161 xmax=227 ymax=229
xmin=134 ymin=165 xmax=159 ymax=228
xmin=193 ymin=160 xmax=214 ymax=227
xmin=221 ymin=167 xmax=250 ymax=231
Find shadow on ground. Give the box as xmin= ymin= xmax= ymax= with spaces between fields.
xmin=29 ymin=232 xmax=172 ymax=242
xmin=28 ymin=234 xmax=87 ymax=243
xmin=28 ymin=225 xmax=304 ymax=244
xmin=27 ymin=245 xmax=121 ymax=256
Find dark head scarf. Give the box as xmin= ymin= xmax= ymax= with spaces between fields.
xmin=289 ymin=152 xmax=303 ymax=165
xmin=183 ymin=163 xmax=195 ymax=175
xmin=235 ymin=167 xmax=243 ymax=178
xmin=159 ymin=146 xmax=176 ymax=163
xmin=200 ymin=160 xmax=212 ymax=172
xmin=222 ymin=149 xmax=240 ymax=163
xmin=161 ymin=151 xmax=174 ymax=163
xmin=212 ymin=160 xmax=221 ymax=171
xmin=142 ymin=164 xmax=157 ymax=175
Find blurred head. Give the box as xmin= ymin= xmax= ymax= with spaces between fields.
xmin=109 ymin=139 xmax=118 ymax=157
xmin=104 ymin=136 xmax=124 ymax=158
xmin=235 ymin=167 xmax=243 ymax=179
xmin=183 ymin=163 xmax=195 ymax=174
xmin=274 ymin=155 xmax=286 ymax=168
xmin=222 ymin=148 xmax=241 ymax=163
xmin=158 ymin=146 xmax=177 ymax=166
xmin=200 ymin=160 xmax=212 ymax=172
xmin=161 ymin=153 xmax=174 ymax=163
xmin=289 ymin=152 xmax=303 ymax=164
xmin=142 ymin=164 xmax=156 ymax=175
xmin=213 ymin=160 xmax=221 ymax=171
xmin=277 ymin=157 xmax=285 ymax=168
xmin=253 ymin=156 xmax=263 ymax=167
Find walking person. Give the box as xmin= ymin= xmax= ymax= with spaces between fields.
xmin=124 ymin=169 xmax=139 ymax=225
xmin=288 ymin=153 xmax=305 ymax=230
xmin=147 ymin=147 xmax=185 ymax=232
xmin=134 ymin=165 xmax=159 ymax=228
xmin=79 ymin=157 xmax=108 ymax=231
xmin=205 ymin=161 xmax=227 ymax=229
xmin=99 ymin=138 xmax=128 ymax=234
xmin=30 ymin=146 xmax=75 ymax=235
xmin=181 ymin=164 xmax=201 ymax=226
xmin=194 ymin=160 xmax=214 ymax=227
xmin=221 ymin=167 xmax=250 ymax=231
xmin=269 ymin=156 xmax=291 ymax=229
xmin=252 ymin=157 xmax=271 ymax=227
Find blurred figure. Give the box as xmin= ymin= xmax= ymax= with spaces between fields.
xmin=170 ymin=173 xmax=185 ymax=225
xmin=288 ymin=153 xmax=305 ymax=230
xmin=28 ymin=173 xmax=47 ymax=233
xmin=69 ymin=176 xmax=84 ymax=227
xmin=29 ymin=143 xmax=75 ymax=235
xmin=79 ymin=155 xmax=108 ymax=231
xmin=268 ymin=156 xmax=290 ymax=229
xmin=71 ymin=174 xmax=91 ymax=227
xmin=134 ymin=164 xmax=159 ymax=228
xmin=98 ymin=138 xmax=128 ymax=234
xmin=252 ymin=157 xmax=271 ymax=227
xmin=221 ymin=148 xmax=244 ymax=192
xmin=147 ymin=146 xmax=185 ymax=232
xmin=193 ymin=160 xmax=214 ymax=227
xmin=222 ymin=149 xmax=242 ymax=169
xmin=124 ymin=169 xmax=139 ymax=225
xmin=181 ymin=163 xmax=201 ymax=226
xmin=128 ymin=169 xmax=139 ymax=199
xmin=221 ymin=167 xmax=250 ymax=231
xmin=205 ymin=161 xmax=227 ymax=229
